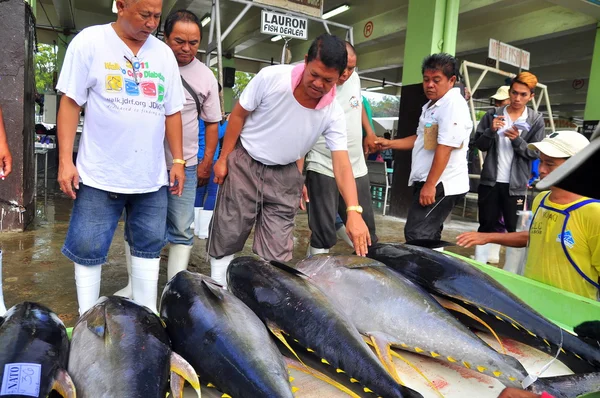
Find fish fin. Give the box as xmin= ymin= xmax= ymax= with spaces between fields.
xmin=267 ymin=322 xmax=306 ymax=367
xmin=389 ymin=350 xmax=445 ymax=398
xmin=82 ymin=302 xmax=107 ymax=338
xmin=269 ymin=260 xmax=308 ymax=278
xmin=405 ymin=239 xmax=455 ymax=249
xmin=283 ymin=357 xmax=361 ymax=398
xmin=433 ymin=295 xmax=507 ymax=355
xmin=170 ymin=351 xmax=201 ymax=398
xmin=51 ymin=368 xmax=76 ymax=398
xmin=201 ymin=279 xmax=225 ymax=300
xmin=366 ymin=332 xmax=404 ymax=385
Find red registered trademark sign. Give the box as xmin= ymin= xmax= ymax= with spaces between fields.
xmin=572 ymin=79 xmax=585 ymax=90
xmin=364 ymin=21 xmax=374 ymax=38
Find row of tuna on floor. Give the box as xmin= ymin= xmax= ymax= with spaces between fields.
xmin=2 ymin=243 xmax=600 ymax=397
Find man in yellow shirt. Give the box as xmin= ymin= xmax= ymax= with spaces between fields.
xmin=457 ymin=131 xmax=600 ymax=300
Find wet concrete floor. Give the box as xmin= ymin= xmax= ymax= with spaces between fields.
xmin=0 ymin=174 xmax=497 ymax=327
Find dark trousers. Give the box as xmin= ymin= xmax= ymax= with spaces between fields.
xmin=404 ymin=182 xmax=464 ymax=242
xmin=306 ymin=171 xmax=378 ymax=249
xmin=477 ymin=183 xmax=525 ymax=233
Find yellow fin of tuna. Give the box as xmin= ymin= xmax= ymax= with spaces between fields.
xmin=367 ymin=333 xmax=404 ymax=385
xmin=170 ymin=351 xmax=201 ymax=398
xmin=51 ymin=369 xmax=76 ymax=398
xmin=350 ymin=378 xmax=359 ymax=383
xmin=222 ymin=394 xmax=232 ymax=398
xmin=291 ymin=387 xmax=299 ymax=393
xmin=433 ymin=295 xmax=506 ymax=354
xmin=390 ymin=350 xmax=445 ymax=398
xmin=268 ymin=322 xmax=305 ymax=367
xmin=283 ymin=357 xmax=360 ymax=398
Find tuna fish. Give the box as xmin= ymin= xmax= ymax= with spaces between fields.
xmin=0 ymin=302 xmax=75 ymax=398
xmin=227 ymin=256 xmax=423 ymax=398
xmin=160 ymin=271 xmax=294 ymax=398
xmin=68 ymin=296 xmax=200 ymax=398
xmin=296 ymin=254 xmax=534 ymax=389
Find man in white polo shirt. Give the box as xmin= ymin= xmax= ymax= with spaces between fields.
xmin=376 ymin=53 xmax=473 ymax=241
xmin=305 ymin=41 xmax=378 ymax=255
xmin=208 ymin=34 xmax=370 ymax=287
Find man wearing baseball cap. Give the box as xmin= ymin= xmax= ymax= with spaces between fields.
xmin=458 ymin=130 xmax=600 ymax=300
xmin=490 ymin=85 xmax=510 ymax=107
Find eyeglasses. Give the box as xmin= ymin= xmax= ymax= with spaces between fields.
xmin=124 ymin=55 xmax=140 ymax=85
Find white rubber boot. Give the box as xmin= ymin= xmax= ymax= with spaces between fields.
xmin=336 ymin=225 xmax=354 ymax=248
xmin=474 ymin=244 xmax=490 ymax=263
xmin=197 ymin=210 xmax=213 ymax=239
xmin=0 ymin=250 xmax=6 ymax=316
xmin=194 ymin=207 xmax=202 ymax=237
xmin=504 ymin=247 xmax=526 ymax=275
xmin=114 ymin=240 xmax=133 ymax=298
xmin=167 ymin=244 xmax=193 ymax=280
xmin=131 ymin=256 xmax=160 ymax=313
xmin=74 ymin=263 xmax=102 ymax=315
xmin=210 ymin=255 xmax=234 ymax=288
xmin=308 ymin=246 xmax=330 ymax=256
xmin=488 ymin=243 xmax=501 ymax=264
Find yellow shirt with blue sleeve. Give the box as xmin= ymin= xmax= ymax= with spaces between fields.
xmin=525 ymin=191 xmax=600 ymax=300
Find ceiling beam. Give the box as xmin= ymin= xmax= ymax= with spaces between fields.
xmin=51 ymin=0 xmax=76 ymax=30
xmin=162 ymin=0 xmax=196 ymax=19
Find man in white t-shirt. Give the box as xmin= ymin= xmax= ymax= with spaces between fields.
xmin=376 ymin=53 xmax=473 ymax=241
xmin=113 ymin=10 xmax=222 ymax=298
xmin=305 ymin=42 xmax=378 ymax=255
xmin=207 ymin=34 xmax=371 ymax=287
xmin=56 ymin=0 xmax=186 ymax=314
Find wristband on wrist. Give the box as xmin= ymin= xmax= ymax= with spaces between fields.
xmin=173 ymin=159 xmax=186 ymax=165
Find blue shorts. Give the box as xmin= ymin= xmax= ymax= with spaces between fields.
xmin=62 ymin=184 xmax=168 ymax=265
xmin=167 ymin=165 xmax=197 ymax=245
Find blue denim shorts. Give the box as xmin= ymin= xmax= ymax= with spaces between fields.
xmin=62 ymin=184 xmax=168 ymax=265
xmin=167 ymin=165 xmax=197 ymax=245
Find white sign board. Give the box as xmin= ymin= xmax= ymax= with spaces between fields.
xmin=488 ymin=39 xmax=530 ymax=70
xmin=261 ymin=10 xmax=308 ymax=40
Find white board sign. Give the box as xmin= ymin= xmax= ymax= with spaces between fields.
xmin=488 ymin=39 xmax=530 ymax=70
xmin=261 ymin=10 xmax=308 ymax=40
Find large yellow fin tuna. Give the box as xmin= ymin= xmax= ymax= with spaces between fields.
xmin=283 ymin=357 xmax=360 ymax=398
xmin=51 ymin=368 xmax=76 ymax=398
xmin=170 ymin=351 xmax=201 ymax=398
xmin=433 ymin=295 xmax=506 ymax=354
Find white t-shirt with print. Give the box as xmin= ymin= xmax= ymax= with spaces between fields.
xmin=56 ymin=24 xmax=185 ymax=194
xmin=238 ymin=65 xmax=347 ymax=166
xmin=409 ymin=87 xmax=473 ymax=196
xmin=306 ymin=71 xmax=367 ymax=178
xmin=496 ymin=106 xmax=528 ymax=183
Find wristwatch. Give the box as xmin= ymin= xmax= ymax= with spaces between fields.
xmin=173 ymin=158 xmax=186 ymax=165
xmin=346 ymin=206 xmax=363 ymax=214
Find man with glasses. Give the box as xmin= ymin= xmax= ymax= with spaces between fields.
xmin=56 ymin=0 xmax=185 ymax=314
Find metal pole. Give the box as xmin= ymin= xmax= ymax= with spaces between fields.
xmin=205 ymin=0 xmax=216 ymax=67
xmin=471 ymin=69 xmax=489 ymax=95
xmin=215 ymin=0 xmax=225 ymax=112
xmin=348 ymin=26 xmax=354 ymax=46
xmin=322 ymin=21 xmax=330 ymax=34
xmin=222 ymin=3 xmax=253 ymax=41
xmin=544 ymin=87 xmax=556 ymax=133
xmin=0 ymin=250 xmax=5 ymax=315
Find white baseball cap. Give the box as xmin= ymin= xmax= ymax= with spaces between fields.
xmin=490 ymin=86 xmax=510 ymax=101
xmin=527 ymin=130 xmax=590 ymax=158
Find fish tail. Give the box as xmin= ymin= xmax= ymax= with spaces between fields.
xmin=532 ymin=372 xmax=600 ymax=398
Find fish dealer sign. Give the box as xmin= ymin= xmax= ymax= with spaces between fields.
xmin=261 ymin=10 xmax=308 ymax=40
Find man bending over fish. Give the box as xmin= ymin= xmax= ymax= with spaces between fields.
xmin=208 ymin=34 xmax=370 ymax=287
xmin=457 ymin=131 xmax=600 ymax=301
